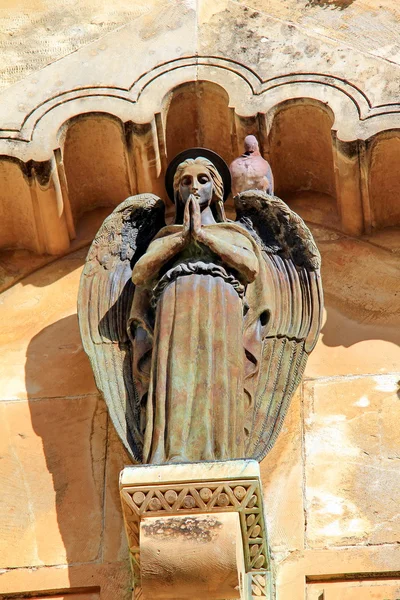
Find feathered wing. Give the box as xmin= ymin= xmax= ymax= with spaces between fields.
xmin=235 ymin=190 xmax=323 ymax=461
xmin=78 ymin=194 xmax=165 ymax=462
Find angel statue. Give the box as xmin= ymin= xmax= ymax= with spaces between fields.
xmin=78 ymin=147 xmax=323 ymax=465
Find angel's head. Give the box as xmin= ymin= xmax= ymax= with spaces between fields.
xmin=173 ymin=157 xmax=226 ymax=223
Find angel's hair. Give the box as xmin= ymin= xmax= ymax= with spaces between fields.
xmin=173 ymin=157 xmax=226 ymax=223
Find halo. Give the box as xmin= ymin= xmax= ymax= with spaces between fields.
xmin=165 ymin=147 xmax=231 ymax=202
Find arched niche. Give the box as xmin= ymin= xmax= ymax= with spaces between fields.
xmin=368 ymin=131 xmax=400 ymax=230
xmin=0 ymin=158 xmax=40 ymax=253
xmin=164 ymin=81 xmax=234 ymax=165
xmin=268 ymin=99 xmax=338 ymax=228
xmin=59 ymin=113 xmax=133 ymax=233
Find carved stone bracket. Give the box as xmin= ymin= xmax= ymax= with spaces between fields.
xmin=120 ymin=460 xmax=271 ymax=600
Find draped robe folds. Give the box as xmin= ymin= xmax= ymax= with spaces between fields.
xmin=128 ymin=222 xmax=271 ymax=464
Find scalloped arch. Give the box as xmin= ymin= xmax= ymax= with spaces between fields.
xmin=0 ymin=54 xmax=399 ymax=277
xmin=2 ymin=57 xmax=400 ymax=161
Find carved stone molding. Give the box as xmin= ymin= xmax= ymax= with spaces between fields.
xmin=2 ymin=56 xmax=400 ymax=158
xmin=120 ymin=460 xmax=271 ymax=600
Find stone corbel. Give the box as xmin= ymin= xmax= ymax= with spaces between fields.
xmin=120 ymin=460 xmax=271 ymax=599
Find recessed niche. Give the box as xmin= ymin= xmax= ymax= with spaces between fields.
xmin=61 ymin=113 xmax=132 ymax=228
xmin=368 ymin=131 xmax=400 ymax=230
xmin=268 ymin=100 xmax=338 ymax=229
xmin=164 ymin=81 xmax=234 ymax=165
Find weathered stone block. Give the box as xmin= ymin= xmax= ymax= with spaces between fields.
xmin=304 ymin=374 xmax=400 ymax=548
xmin=0 ymin=395 xmax=107 ymax=567
xmin=307 ymin=578 xmax=400 ymax=599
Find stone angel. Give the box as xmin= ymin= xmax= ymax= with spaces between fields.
xmin=78 ymin=148 xmax=323 ymax=465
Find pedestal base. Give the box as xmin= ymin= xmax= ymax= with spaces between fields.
xmin=120 ymin=460 xmax=271 ymax=599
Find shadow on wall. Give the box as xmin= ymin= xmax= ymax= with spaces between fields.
xmin=22 ymin=251 xmax=398 ymax=589
xmin=321 ymin=305 xmax=400 ymax=349
xmin=25 ymin=314 xmax=132 ymax=596
xmin=0 ymin=206 xmax=115 ymax=294
xmin=23 ymin=317 xmax=398 ymax=592
xmin=315 ymin=231 xmax=400 ymax=350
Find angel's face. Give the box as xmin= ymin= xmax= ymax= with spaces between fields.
xmin=178 ymin=164 xmax=213 ymax=209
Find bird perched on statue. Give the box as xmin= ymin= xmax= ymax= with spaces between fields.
xmin=229 ymin=135 xmax=274 ymax=196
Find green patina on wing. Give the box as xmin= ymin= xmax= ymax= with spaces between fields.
xmin=235 ymin=190 xmax=323 ymax=461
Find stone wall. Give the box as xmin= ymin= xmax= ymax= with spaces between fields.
xmin=0 ymin=2 xmax=399 ymax=599
xmin=0 ymin=200 xmax=398 ymax=599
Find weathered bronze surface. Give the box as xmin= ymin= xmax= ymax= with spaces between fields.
xmin=78 ymin=146 xmax=323 ymax=464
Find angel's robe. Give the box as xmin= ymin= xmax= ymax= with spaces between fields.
xmin=128 ymin=222 xmax=270 ymax=464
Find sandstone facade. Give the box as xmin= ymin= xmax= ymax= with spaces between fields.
xmin=0 ymin=1 xmax=399 ymax=599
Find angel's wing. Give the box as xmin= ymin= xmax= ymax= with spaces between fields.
xmin=235 ymin=190 xmax=323 ymax=461
xmin=78 ymin=194 xmax=165 ymax=462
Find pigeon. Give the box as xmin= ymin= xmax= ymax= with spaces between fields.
xmin=229 ymin=135 xmax=274 ymax=196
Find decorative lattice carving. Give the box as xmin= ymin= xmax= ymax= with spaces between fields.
xmin=120 ymin=475 xmax=270 ymax=599
xmin=248 ymin=571 xmax=270 ymax=598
